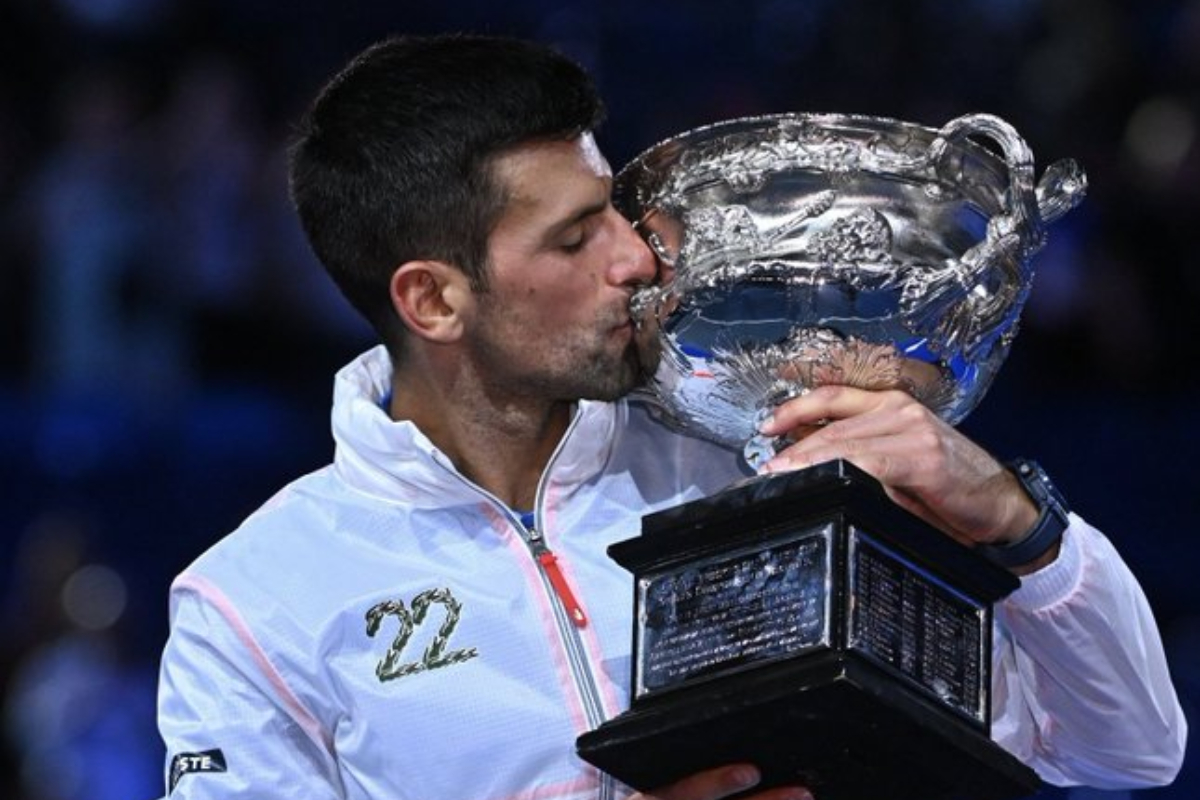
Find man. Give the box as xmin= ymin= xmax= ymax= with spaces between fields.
xmin=155 ymin=33 xmax=1186 ymax=800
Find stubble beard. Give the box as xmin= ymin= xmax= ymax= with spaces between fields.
xmin=574 ymin=339 xmax=648 ymax=402
xmin=571 ymin=306 xmax=662 ymax=402
xmin=528 ymin=325 xmax=646 ymax=403
xmin=468 ymin=306 xmax=652 ymax=404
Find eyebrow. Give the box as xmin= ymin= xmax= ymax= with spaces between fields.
xmin=540 ymin=194 xmax=610 ymax=244
xmin=542 ymin=173 xmax=609 ymax=236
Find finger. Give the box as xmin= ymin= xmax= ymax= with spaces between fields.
xmin=765 ymin=416 xmax=926 ymax=471
xmin=796 ymin=403 xmax=934 ymax=453
xmin=772 ymin=393 xmax=949 ymax=473
xmin=764 ymin=442 xmax=904 ymax=482
xmin=636 ymin=764 xmax=761 ymax=800
xmin=634 ymin=764 xmax=813 ymax=800
xmin=760 ymin=385 xmax=903 ymax=435
xmin=764 ymin=413 xmax=952 ymax=489
xmin=740 ymin=787 xmax=814 ymax=800
xmin=778 ymin=423 xmax=825 ymax=445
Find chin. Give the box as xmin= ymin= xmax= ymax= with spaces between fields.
xmin=573 ymin=368 xmax=638 ymax=403
xmin=578 ymin=380 xmax=633 ymax=403
xmin=564 ymin=343 xmax=647 ymax=402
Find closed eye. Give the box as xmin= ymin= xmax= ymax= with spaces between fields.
xmin=560 ymin=236 xmax=587 ymax=254
xmin=559 ymin=214 xmax=603 ymax=254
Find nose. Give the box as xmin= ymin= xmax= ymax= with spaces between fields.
xmin=608 ymin=208 xmax=658 ymax=288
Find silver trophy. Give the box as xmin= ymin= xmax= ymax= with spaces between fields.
xmin=619 ymin=112 xmax=1085 ymax=467
xmin=578 ymin=114 xmax=1084 ymax=800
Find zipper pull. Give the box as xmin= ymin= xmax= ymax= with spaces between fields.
xmin=537 ymin=550 xmax=588 ymax=628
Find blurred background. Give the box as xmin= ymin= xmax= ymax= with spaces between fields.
xmin=0 ymin=1 xmax=1196 ymax=798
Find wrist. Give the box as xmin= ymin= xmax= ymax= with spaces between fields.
xmin=977 ymin=459 xmax=1070 ymax=572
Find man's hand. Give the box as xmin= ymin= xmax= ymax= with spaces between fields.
xmin=630 ymin=764 xmax=811 ymax=800
xmin=759 ymin=386 xmax=1039 ymax=553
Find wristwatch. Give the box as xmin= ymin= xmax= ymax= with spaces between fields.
xmin=978 ymin=458 xmax=1071 ymax=569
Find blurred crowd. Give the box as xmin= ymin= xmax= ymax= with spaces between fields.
xmin=0 ymin=1 xmax=1197 ymax=798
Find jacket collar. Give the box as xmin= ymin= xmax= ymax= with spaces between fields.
xmin=330 ymin=346 xmax=623 ymax=510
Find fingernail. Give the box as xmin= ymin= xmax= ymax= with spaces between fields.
xmin=730 ymin=765 xmax=761 ymax=789
xmin=774 ymin=790 xmax=813 ymax=800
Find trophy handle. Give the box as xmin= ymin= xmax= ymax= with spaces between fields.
xmin=917 ymin=115 xmax=1087 ymax=356
xmin=929 ymin=113 xmax=1086 ymax=268
xmin=929 ymin=114 xmax=1041 ymax=266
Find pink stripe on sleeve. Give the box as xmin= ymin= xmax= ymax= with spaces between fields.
xmin=173 ymin=572 xmax=333 ymax=752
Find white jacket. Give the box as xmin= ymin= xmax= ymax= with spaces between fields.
xmin=155 ymin=346 xmax=1186 ymax=799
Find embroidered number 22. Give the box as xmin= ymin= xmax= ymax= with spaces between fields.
xmin=365 ymin=587 xmax=479 ymax=682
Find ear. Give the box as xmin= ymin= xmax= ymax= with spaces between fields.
xmin=389 ymin=260 xmax=472 ymax=344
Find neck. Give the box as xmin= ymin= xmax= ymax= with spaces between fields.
xmin=389 ymin=365 xmax=572 ymax=510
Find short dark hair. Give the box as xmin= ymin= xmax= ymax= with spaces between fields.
xmin=288 ymin=33 xmax=605 ymax=359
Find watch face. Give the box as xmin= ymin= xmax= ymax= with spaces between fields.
xmin=1012 ymin=459 xmax=1069 ymax=513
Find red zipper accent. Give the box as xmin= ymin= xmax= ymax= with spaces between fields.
xmin=537 ymin=551 xmax=588 ymax=627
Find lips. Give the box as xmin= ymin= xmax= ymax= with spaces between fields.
xmin=610 ymin=320 xmax=635 ymax=341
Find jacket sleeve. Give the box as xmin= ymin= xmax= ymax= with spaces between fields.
xmin=990 ymin=516 xmax=1187 ymax=789
xmin=156 ymin=577 xmax=342 ymax=800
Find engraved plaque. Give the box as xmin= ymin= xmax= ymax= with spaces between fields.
xmin=849 ymin=529 xmax=987 ymax=725
xmin=637 ymin=525 xmax=832 ymax=696
xmin=576 ymin=461 xmax=1040 ymax=800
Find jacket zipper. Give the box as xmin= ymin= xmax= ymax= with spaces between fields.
xmin=520 ymin=514 xmax=616 ymax=800
xmin=522 ymin=409 xmax=617 ymax=800
xmin=428 ymin=412 xmax=618 ymax=798
xmin=527 ymin=526 xmax=588 ymax=627
xmin=520 ymin=516 xmax=600 ymax=695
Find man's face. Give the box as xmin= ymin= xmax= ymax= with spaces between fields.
xmin=463 ymin=133 xmax=658 ymax=403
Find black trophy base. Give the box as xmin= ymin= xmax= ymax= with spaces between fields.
xmin=577 ymin=650 xmax=1040 ymax=800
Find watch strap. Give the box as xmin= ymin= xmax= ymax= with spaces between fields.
xmin=978 ymin=458 xmax=1070 ymax=569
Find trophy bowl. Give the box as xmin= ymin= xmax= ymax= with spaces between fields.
xmin=576 ymin=113 xmax=1085 ymax=800
xmin=618 ymin=112 xmax=1085 ymax=466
